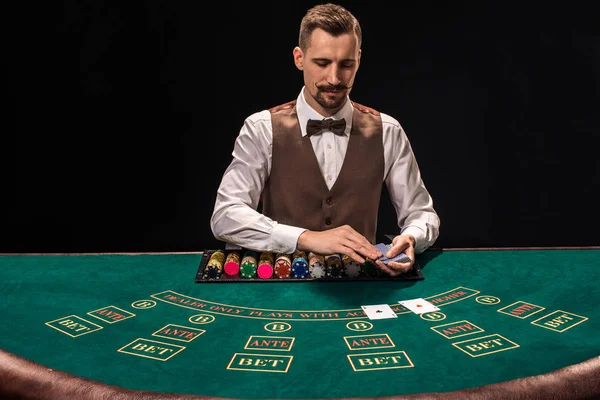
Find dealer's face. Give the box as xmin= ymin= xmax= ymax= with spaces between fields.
xmin=294 ymin=28 xmax=361 ymax=116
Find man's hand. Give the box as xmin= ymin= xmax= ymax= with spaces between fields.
xmin=375 ymin=234 xmax=416 ymax=276
xmin=297 ymin=225 xmax=383 ymax=264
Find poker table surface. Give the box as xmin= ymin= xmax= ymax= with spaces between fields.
xmin=1 ymin=247 xmax=599 ymax=399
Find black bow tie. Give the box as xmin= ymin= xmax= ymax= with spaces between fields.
xmin=306 ymin=118 xmax=346 ymax=137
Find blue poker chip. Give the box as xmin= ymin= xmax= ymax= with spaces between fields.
xmin=292 ymin=261 xmax=309 ymax=278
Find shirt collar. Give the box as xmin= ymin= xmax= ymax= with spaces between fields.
xmin=296 ymin=87 xmax=353 ymax=137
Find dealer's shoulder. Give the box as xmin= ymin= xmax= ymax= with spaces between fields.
xmin=243 ymin=108 xmax=273 ymax=128
xmin=351 ymin=101 xmax=401 ymax=130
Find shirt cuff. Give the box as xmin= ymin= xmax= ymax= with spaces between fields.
xmin=271 ymin=224 xmax=307 ymax=254
xmin=400 ymin=226 xmax=426 ymax=254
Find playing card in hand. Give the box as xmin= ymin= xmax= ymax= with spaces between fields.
xmin=375 ymin=243 xmax=411 ymax=264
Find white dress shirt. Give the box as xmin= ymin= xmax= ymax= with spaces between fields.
xmin=210 ymin=88 xmax=440 ymax=254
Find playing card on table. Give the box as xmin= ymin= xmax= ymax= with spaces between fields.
xmin=398 ymin=298 xmax=440 ymax=314
xmin=361 ymin=304 xmax=398 ymax=320
xmin=374 ymin=243 xmax=411 ymax=264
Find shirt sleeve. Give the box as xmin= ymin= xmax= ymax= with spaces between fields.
xmin=210 ymin=111 xmax=306 ymax=253
xmin=382 ymin=115 xmax=440 ymax=254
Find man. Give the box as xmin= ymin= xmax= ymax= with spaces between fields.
xmin=210 ymin=3 xmax=440 ymax=276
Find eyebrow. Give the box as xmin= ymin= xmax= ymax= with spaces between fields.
xmin=311 ymin=57 xmax=357 ymax=63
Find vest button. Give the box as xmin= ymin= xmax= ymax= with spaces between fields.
xmin=325 ymin=218 xmax=332 ymax=225
xmin=325 ymin=197 xmax=333 ymax=205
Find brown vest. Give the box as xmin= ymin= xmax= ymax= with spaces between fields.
xmin=261 ymin=100 xmax=384 ymax=243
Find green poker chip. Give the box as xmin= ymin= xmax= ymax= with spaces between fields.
xmin=361 ymin=260 xmax=378 ymax=277
xmin=240 ymin=261 xmax=257 ymax=278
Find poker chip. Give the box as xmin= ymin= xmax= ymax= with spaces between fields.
xmin=292 ymin=251 xmax=309 ymax=279
xmin=203 ymin=251 xmax=226 ymax=279
xmin=207 ymin=251 xmax=225 ymax=263
xmin=274 ymin=253 xmax=292 ymax=278
xmin=341 ymin=254 xmax=361 ymax=278
xmin=224 ymin=263 xmax=240 ymax=276
xmin=328 ymin=265 xmax=344 ymax=278
xmin=259 ymin=252 xmax=275 ymax=265
xmin=240 ymin=250 xmax=258 ymax=279
xmin=308 ymin=253 xmax=326 ymax=279
xmin=275 ymin=253 xmax=292 ymax=264
xmin=240 ymin=261 xmax=257 ymax=278
xmin=257 ymin=264 xmax=274 ymax=279
xmin=257 ymin=252 xmax=275 ymax=279
xmin=204 ymin=264 xmax=222 ymax=279
xmin=292 ymin=250 xmax=308 ymax=261
xmin=309 ymin=264 xmax=325 ymax=278
xmin=224 ymin=251 xmax=241 ymax=276
xmin=361 ymin=259 xmax=378 ymax=277
xmin=206 ymin=251 xmax=225 ymax=272
xmin=291 ymin=260 xmax=309 ymax=278
xmin=274 ymin=260 xmax=291 ymax=279
xmin=325 ymin=254 xmax=344 ymax=278
xmin=344 ymin=260 xmax=361 ymax=277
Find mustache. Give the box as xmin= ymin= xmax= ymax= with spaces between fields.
xmin=315 ymin=83 xmax=352 ymax=91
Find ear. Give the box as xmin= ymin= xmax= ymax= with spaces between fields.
xmin=293 ymin=46 xmax=304 ymax=70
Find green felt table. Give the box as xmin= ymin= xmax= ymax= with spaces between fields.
xmin=1 ymin=248 xmax=599 ymax=399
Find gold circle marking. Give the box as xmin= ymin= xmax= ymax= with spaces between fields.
xmin=264 ymin=321 xmax=292 ymax=332
xmin=420 ymin=312 xmax=446 ymax=321
xmin=189 ymin=314 xmax=216 ymax=324
xmin=131 ymin=300 xmax=157 ymax=309
xmin=345 ymin=320 xmax=373 ymax=331
xmin=475 ymin=295 xmax=501 ymax=305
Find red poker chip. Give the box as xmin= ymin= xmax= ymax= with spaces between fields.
xmin=274 ymin=261 xmax=291 ymax=278
xmin=257 ymin=264 xmax=274 ymax=279
xmin=224 ymin=261 xmax=240 ymax=276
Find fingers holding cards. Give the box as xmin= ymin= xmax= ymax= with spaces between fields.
xmin=374 ymin=242 xmax=413 ymax=275
xmin=374 ymin=243 xmax=411 ymax=264
xmin=374 ymin=259 xmax=398 ymax=276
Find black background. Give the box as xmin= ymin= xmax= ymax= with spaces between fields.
xmin=4 ymin=1 xmax=599 ymax=252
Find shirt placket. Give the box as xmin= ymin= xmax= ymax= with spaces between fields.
xmin=323 ymin=130 xmax=336 ymax=189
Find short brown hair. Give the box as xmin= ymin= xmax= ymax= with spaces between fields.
xmin=299 ymin=3 xmax=362 ymax=51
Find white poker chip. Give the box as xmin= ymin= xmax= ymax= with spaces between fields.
xmin=309 ymin=263 xmax=325 ymax=278
xmin=345 ymin=261 xmax=361 ymax=277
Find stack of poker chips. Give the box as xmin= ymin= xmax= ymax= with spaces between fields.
xmin=325 ymin=254 xmax=345 ymax=278
xmin=291 ymin=250 xmax=309 ymax=279
xmin=342 ymin=254 xmax=362 ymax=278
xmin=204 ymin=251 xmax=225 ymax=279
xmin=274 ymin=253 xmax=292 ymax=279
xmin=308 ymin=252 xmax=326 ymax=278
xmin=223 ymin=251 xmax=241 ymax=277
xmin=199 ymin=248 xmax=390 ymax=281
xmin=257 ymin=251 xmax=275 ymax=279
xmin=361 ymin=258 xmax=379 ymax=277
xmin=240 ymin=251 xmax=258 ymax=278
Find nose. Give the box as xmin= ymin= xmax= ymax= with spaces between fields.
xmin=326 ymin=65 xmax=342 ymax=86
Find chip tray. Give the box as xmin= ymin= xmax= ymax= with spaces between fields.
xmin=194 ymin=249 xmax=424 ymax=282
